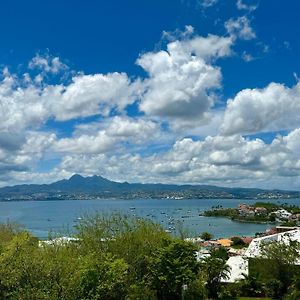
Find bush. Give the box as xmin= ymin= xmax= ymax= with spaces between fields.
xmin=231 ymin=237 xmax=246 ymax=247
xmin=200 ymin=231 xmax=213 ymax=241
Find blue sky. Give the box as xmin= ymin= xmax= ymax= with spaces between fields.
xmin=1 ymin=0 xmax=300 ymax=189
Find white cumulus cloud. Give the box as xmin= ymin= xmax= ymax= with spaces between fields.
xmin=137 ymin=33 xmax=232 ymax=126
xmin=221 ymin=81 xmax=300 ymax=135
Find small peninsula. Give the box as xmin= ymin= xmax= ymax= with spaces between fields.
xmin=203 ymin=202 xmax=300 ymax=225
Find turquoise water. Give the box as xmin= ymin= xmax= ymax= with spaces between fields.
xmin=0 ymin=198 xmax=299 ymax=239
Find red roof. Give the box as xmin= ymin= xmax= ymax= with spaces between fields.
xmin=241 ymin=237 xmax=253 ymax=244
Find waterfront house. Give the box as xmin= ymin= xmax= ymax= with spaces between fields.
xmin=238 ymin=204 xmax=254 ymax=216
xmin=274 ymin=209 xmax=292 ymax=220
xmin=254 ymin=207 xmax=267 ymax=215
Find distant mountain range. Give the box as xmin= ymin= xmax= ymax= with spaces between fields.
xmin=0 ymin=174 xmax=299 ymax=201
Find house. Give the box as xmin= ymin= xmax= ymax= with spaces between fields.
xmin=39 ymin=236 xmax=79 ymax=247
xmin=217 ymin=238 xmax=233 ymax=247
xmin=254 ymin=207 xmax=267 ymax=215
xmin=264 ymin=227 xmax=278 ymax=236
xmin=241 ymin=237 xmax=253 ymax=245
xmin=228 ymin=248 xmax=247 ymax=256
xmin=223 ymin=229 xmax=300 ymax=283
xmin=274 ymin=209 xmax=292 ymax=220
xmin=276 ymin=226 xmax=298 ymax=233
xmin=223 ymin=256 xmax=248 ymax=282
xmin=238 ymin=204 xmax=255 ymax=216
xmin=185 ymin=237 xmax=204 ymax=244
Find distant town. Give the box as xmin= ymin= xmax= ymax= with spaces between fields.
xmin=1 ymin=174 xmax=300 ymax=201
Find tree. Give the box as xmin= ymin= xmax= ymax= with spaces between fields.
xmin=147 ymin=239 xmax=199 ymax=300
xmin=285 ymin=275 xmax=300 ymax=300
xmin=77 ymin=213 xmax=171 ymax=284
xmin=200 ymin=255 xmax=230 ymax=299
xmin=237 ymin=274 xmax=264 ymax=298
xmin=256 ymin=239 xmax=300 ymax=298
xmin=200 ymin=232 xmax=213 ymax=241
xmin=210 ymin=246 xmax=229 ymax=261
xmin=77 ymin=253 xmax=128 ymax=300
xmin=231 ymin=237 xmax=246 ymax=248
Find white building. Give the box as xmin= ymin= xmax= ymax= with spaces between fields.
xmin=274 ymin=209 xmax=292 ymax=220
xmin=39 ymin=236 xmax=79 ymax=247
xmin=223 ymin=229 xmax=300 ymax=283
xmin=223 ymin=256 xmax=248 ymax=283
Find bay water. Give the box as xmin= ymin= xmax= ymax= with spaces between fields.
xmin=0 ymin=198 xmax=299 ymax=239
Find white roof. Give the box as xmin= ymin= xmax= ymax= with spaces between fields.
xmin=185 ymin=237 xmax=204 ymax=243
xmin=245 ymin=229 xmax=300 ymax=258
xmin=223 ymin=229 xmax=300 ymax=283
xmin=222 ymin=256 xmax=248 ymax=283
xmin=39 ymin=236 xmax=79 ymax=246
xmin=195 ymin=250 xmax=210 ymax=261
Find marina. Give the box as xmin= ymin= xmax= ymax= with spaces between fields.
xmin=1 ymin=198 xmax=300 ymax=239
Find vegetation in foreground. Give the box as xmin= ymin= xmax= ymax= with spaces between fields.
xmin=0 ymin=215 xmax=300 ymax=299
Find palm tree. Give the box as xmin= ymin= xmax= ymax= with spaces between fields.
xmin=238 ymin=273 xmax=264 ymax=297
xmin=201 ymin=256 xmax=230 ymax=299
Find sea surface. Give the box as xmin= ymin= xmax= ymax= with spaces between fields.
xmin=0 ymin=198 xmax=299 ymax=239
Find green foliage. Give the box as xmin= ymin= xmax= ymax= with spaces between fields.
xmin=231 ymin=237 xmax=246 ymax=248
xmin=6 ymin=213 xmax=300 ymax=299
xmin=236 ymin=274 xmax=265 ymax=298
xmin=77 ymin=253 xmax=128 ymax=300
xmin=146 ymin=239 xmax=199 ymax=300
xmin=285 ymin=275 xmax=300 ymax=299
xmin=280 ymin=220 xmax=298 ymax=227
xmin=77 ymin=213 xmax=171 ymax=283
xmin=268 ymin=213 xmax=276 ymax=222
xmin=200 ymin=255 xmax=230 ymax=299
xmin=204 ymin=208 xmax=239 ymax=219
xmin=205 ymin=201 xmax=300 ymax=224
xmin=184 ymin=274 xmax=207 ymax=300
xmin=0 ymin=222 xmax=25 ymax=252
xmin=204 ymin=207 xmax=272 ymax=223
xmin=126 ymin=283 xmax=157 ymax=300
xmin=0 ymin=215 xmax=212 ymax=299
xmin=218 ymin=283 xmax=239 ymax=299
xmin=200 ymin=231 xmax=213 ymax=241
xmin=255 ymin=201 xmax=300 ymax=215
xmin=210 ymin=246 xmax=229 ymax=261
xmin=253 ymin=202 xmax=279 ymax=212
xmin=248 ymin=240 xmax=300 ymax=299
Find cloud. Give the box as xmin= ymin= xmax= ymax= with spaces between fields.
xmin=51 ymin=73 xmax=142 ymax=121
xmin=1 ymin=31 xmax=231 ymax=133
xmin=0 ymin=31 xmax=232 ymax=185
xmin=29 ymin=53 xmax=68 ymax=74
xmin=200 ymin=0 xmax=218 ymax=8
xmin=221 ymin=81 xmax=300 ymax=135
xmin=241 ymin=51 xmax=254 ymax=62
xmin=137 ymin=33 xmax=232 ymax=126
xmin=0 ymin=74 xmax=50 ymax=132
xmin=0 ymin=130 xmax=57 ymax=183
xmin=39 ymin=129 xmax=300 ymax=190
xmin=0 ymin=68 xmax=142 ymax=131
xmin=236 ymin=0 xmax=258 ymax=12
xmin=53 ymin=116 xmax=161 ymax=154
xmin=3 ymin=26 xmax=300 ymax=190
xmin=225 ymin=16 xmax=256 ymax=40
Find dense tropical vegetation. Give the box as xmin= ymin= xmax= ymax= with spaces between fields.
xmin=0 ymin=215 xmax=300 ymax=299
